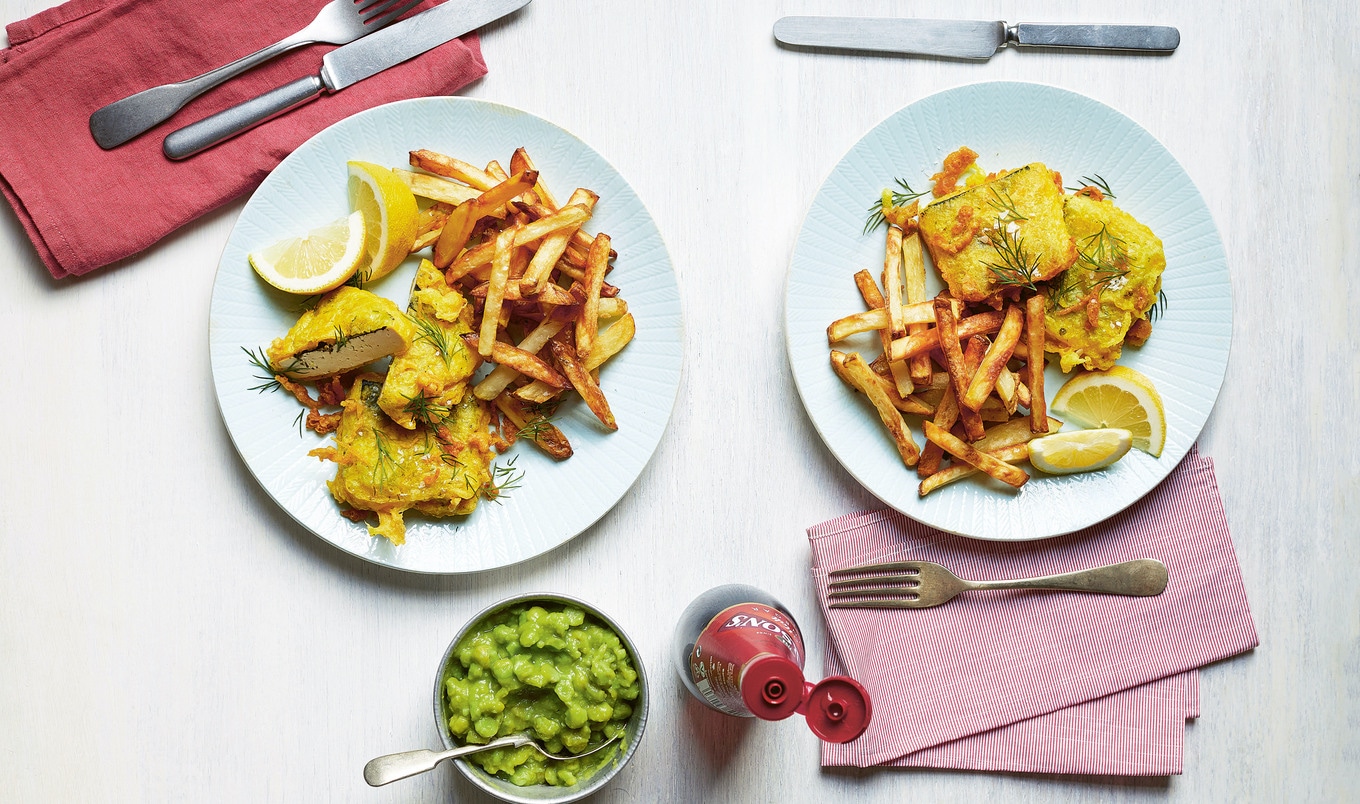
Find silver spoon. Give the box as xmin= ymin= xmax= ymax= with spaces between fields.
xmin=364 ymin=733 xmax=621 ymax=787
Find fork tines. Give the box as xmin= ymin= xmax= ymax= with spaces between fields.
xmin=827 ymin=561 xmax=923 ymax=608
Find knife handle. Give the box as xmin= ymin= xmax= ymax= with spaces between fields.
xmin=1009 ymin=24 xmax=1179 ymax=52
xmin=162 ymin=75 xmax=325 ymax=161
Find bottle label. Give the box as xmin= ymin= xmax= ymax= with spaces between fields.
xmin=688 ymin=602 xmax=805 ymax=716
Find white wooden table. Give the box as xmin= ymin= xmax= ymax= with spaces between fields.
xmin=2 ymin=1 xmax=1356 ymax=801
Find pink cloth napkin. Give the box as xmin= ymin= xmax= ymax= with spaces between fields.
xmin=0 ymin=0 xmax=487 ymax=278
xmin=809 ymin=450 xmax=1256 ymax=776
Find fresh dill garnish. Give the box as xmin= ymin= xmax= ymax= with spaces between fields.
xmin=1147 ymin=289 xmax=1170 ymax=322
xmin=982 ymin=224 xmax=1042 ymax=291
xmin=482 ymin=455 xmax=525 ymax=503
xmin=1066 ymin=174 xmax=1116 ymax=199
xmin=986 ymin=186 xmax=1029 ymax=222
xmin=863 ymin=178 xmax=927 ymax=234
xmin=242 ymin=346 xmax=283 ymax=394
xmin=516 ymin=415 xmax=555 ymax=443
xmin=371 ymin=431 xmax=398 ymax=485
xmin=332 ymin=325 xmax=351 ymax=351
xmin=404 ymin=392 xmax=453 ymax=429
xmin=292 ymin=409 xmax=307 ymax=438
xmin=409 ymin=313 xmax=456 ymax=367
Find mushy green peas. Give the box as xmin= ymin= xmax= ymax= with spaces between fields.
xmin=444 ymin=603 xmax=639 ymax=787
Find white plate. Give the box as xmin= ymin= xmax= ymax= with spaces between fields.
xmin=211 ymin=97 xmax=683 ymax=573
xmin=786 ymin=82 xmax=1231 ymax=541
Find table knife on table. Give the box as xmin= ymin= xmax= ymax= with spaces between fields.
xmin=773 ymin=17 xmax=1179 ymax=59
xmin=163 ymin=0 xmax=530 ymax=160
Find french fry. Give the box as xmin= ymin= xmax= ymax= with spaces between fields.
xmin=936 ymin=300 xmax=986 ymax=441
xmin=1026 ymin=293 xmax=1049 ymax=433
xmin=827 ymin=308 xmax=889 ymax=342
xmin=409 ymin=150 xmax=495 ymax=190
xmin=551 ymin=341 xmax=617 ymax=430
xmin=576 ymin=232 xmax=611 ymax=356
xmin=447 ymin=204 xmax=591 ymax=279
xmin=916 ymin=376 xmax=959 ymax=478
xmin=836 ymin=352 xmax=920 ymax=466
xmin=584 ymin=313 xmax=636 ymax=371
xmin=461 ymin=334 xmax=568 ymax=389
xmin=830 ymin=351 xmax=933 ymax=416
xmin=882 ymin=225 xmax=905 ymax=337
xmin=919 ymin=443 xmax=1030 ymax=496
xmin=473 ymin=315 xmax=571 ymax=401
xmin=522 ymin=189 xmax=597 ymax=294
xmin=853 ymin=270 xmax=914 ymax=397
xmin=901 ymin=228 xmax=933 ymax=384
xmin=961 ymin=304 xmax=1024 ymax=412
xmin=493 ymin=393 xmax=572 ymax=460
xmin=394 ymin=168 xmax=480 ymax=206
xmin=477 ymin=228 xmax=516 ymax=358
xmin=433 ymin=170 xmax=539 ymax=268
xmin=888 ymin=308 xmax=1006 ymax=362
xmin=922 ymin=420 xmax=1028 ymax=489
xmin=510 ymin=147 xmax=559 ymax=209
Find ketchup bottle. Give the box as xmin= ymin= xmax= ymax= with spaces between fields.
xmin=673 ymin=584 xmax=871 ymax=743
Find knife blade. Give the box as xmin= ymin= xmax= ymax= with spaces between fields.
xmin=772 ymin=17 xmax=1179 ymax=60
xmin=164 ymin=0 xmax=530 ymax=160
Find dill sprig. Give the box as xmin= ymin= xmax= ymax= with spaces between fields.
xmin=863 ymin=178 xmax=927 ymax=234
xmin=516 ymin=415 xmax=555 ymax=443
xmin=409 ymin=314 xmax=456 ymax=367
xmin=482 ymin=455 xmax=525 ymax=503
xmin=404 ymin=393 xmax=453 ymax=429
xmin=983 ymin=225 xmax=1042 ymax=291
xmin=986 ymin=186 xmax=1029 ymax=222
xmin=1072 ymin=223 xmax=1130 ymax=298
xmin=1067 ymin=174 xmax=1116 ymax=198
xmin=1147 ymin=289 xmax=1170 ymax=322
xmin=243 ymin=346 xmax=283 ymax=394
xmin=371 ymin=431 xmax=398 ymax=485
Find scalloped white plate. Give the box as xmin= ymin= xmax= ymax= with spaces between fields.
xmin=786 ymin=82 xmax=1231 ymax=541
xmin=211 ymin=98 xmax=683 ymax=573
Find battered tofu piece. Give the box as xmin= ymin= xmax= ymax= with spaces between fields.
xmin=1045 ymin=194 xmax=1166 ymax=372
xmin=378 ymin=260 xmax=482 ymax=429
xmin=266 ymin=286 xmax=416 ymax=380
xmin=919 ymin=164 xmax=1078 ymax=302
xmin=310 ymin=376 xmax=494 ymax=545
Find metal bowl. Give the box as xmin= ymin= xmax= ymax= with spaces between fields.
xmin=433 ymin=593 xmax=650 ymax=803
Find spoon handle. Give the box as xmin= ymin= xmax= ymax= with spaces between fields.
xmin=363 ymin=736 xmax=525 ymax=786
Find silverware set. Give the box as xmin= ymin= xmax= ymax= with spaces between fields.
xmin=89 ymin=0 xmax=530 ymax=157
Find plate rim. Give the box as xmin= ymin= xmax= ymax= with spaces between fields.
xmin=783 ymin=80 xmax=1233 ymax=541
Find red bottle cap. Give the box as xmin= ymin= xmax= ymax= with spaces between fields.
xmin=800 ymin=676 xmax=872 ymax=743
xmin=739 ymin=655 xmax=806 ymax=721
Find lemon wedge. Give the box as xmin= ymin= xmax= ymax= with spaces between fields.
xmin=247 ymin=211 xmax=367 ymax=295
xmin=348 ymin=160 xmax=418 ymax=283
xmin=1050 ymin=365 xmax=1166 ymax=457
xmin=1028 ymin=428 xmax=1133 ymax=475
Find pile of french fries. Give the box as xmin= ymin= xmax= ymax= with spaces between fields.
xmin=826 ymin=208 xmax=1060 ymax=496
xmin=398 ymin=147 xmax=635 ymax=459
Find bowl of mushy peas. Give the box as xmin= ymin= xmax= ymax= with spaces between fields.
xmin=434 ymin=593 xmax=649 ymax=803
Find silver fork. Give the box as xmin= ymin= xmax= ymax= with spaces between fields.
xmin=363 ymin=733 xmax=621 ymax=786
xmin=828 ymin=558 xmax=1168 ymax=609
xmin=89 ymin=0 xmax=421 ymax=149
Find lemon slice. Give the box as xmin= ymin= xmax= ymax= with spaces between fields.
xmin=348 ymin=161 xmax=418 ymax=283
xmin=1050 ymin=365 xmax=1167 ymax=457
xmin=1028 ymin=428 xmax=1133 ymax=475
xmin=247 ymin=211 xmax=367 ymax=294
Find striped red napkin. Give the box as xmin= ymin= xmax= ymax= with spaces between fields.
xmin=809 ymin=450 xmax=1255 ymax=775
xmin=0 ymin=0 xmax=487 ymax=278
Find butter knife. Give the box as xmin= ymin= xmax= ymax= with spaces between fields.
xmin=773 ymin=17 xmax=1179 ymax=59
xmin=163 ymin=0 xmax=530 ymax=160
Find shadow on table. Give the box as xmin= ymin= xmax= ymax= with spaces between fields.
xmin=822 ymin=763 xmax=1174 ymax=790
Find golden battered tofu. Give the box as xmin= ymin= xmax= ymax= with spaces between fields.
xmin=266 ymin=286 xmax=416 ymax=379
xmin=311 ymin=376 xmax=493 ymax=545
xmin=378 ymin=260 xmax=482 ymax=429
xmin=919 ymin=164 xmax=1077 ymax=302
xmin=1045 ymin=194 xmax=1166 ymax=372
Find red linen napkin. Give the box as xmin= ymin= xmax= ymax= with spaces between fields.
xmin=809 ymin=450 xmax=1256 ymax=775
xmin=0 ymin=0 xmax=487 ymax=278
